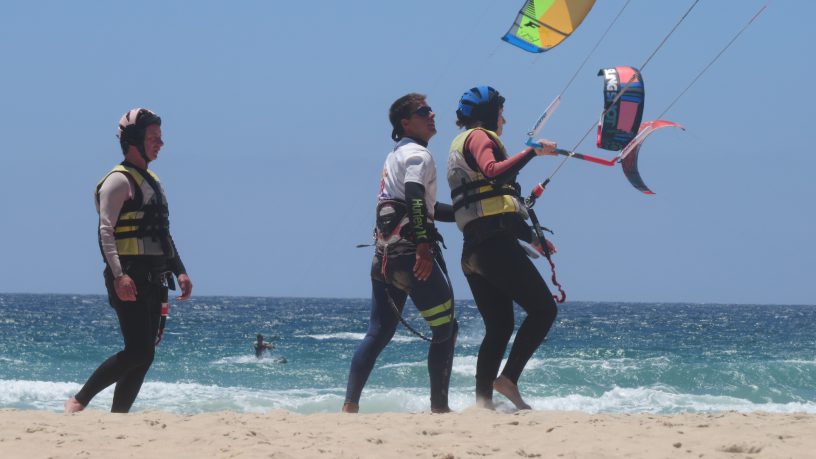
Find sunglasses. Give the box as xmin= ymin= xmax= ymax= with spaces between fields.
xmin=413 ymin=106 xmax=433 ymax=118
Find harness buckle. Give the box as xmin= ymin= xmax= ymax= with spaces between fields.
xmin=146 ymin=270 xmax=176 ymax=290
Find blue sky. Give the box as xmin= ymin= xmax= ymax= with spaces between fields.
xmin=1 ymin=0 xmax=812 ymax=305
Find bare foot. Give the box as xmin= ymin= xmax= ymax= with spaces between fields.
xmin=64 ymin=397 xmax=85 ymax=414
xmin=341 ymin=402 xmax=359 ymax=413
xmin=493 ymin=376 xmax=532 ymax=410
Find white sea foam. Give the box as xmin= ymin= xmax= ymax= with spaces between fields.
xmin=0 ymin=379 xmax=83 ymax=410
xmin=451 ymin=355 xmax=478 ymax=376
xmin=521 ymin=355 xmax=673 ymax=372
xmin=380 ymin=361 xmax=424 ymax=370
xmin=525 ymin=386 xmax=816 ymax=414
xmin=380 ymin=355 xmax=477 ymax=375
xmin=301 ymin=332 xmax=414 ymax=343
xmin=303 ymin=332 xmax=365 ymax=341
xmin=781 ymin=359 xmax=816 ymax=365
xmin=211 ymin=355 xmax=288 ymax=365
xmin=3 ymin=378 xmax=816 ymax=415
xmin=373 ymin=355 xmax=672 ymax=380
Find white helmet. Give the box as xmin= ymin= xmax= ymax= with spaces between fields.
xmin=117 ymin=108 xmax=161 ymax=153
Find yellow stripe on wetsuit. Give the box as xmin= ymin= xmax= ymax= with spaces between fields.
xmin=421 ymin=299 xmax=453 ymax=327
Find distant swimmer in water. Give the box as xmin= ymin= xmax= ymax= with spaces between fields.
xmin=254 ymin=334 xmax=274 ymax=358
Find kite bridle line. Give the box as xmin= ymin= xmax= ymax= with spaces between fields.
xmin=524 ymin=2 xmax=766 ymax=299
xmin=526 ymin=0 xmax=703 ymax=208
xmin=522 ymin=0 xmax=701 ymax=304
xmin=531 ymin=0 xmax=767 ymax=204
xmin=518 ymin=0 xmax=634 ymax=304
xmin=430 ymin=0 xmax=500 ymax=91
xmin=656 ymin=4 xmax=767 ymax=120
xmin=557 ymin=0 xmax=632 ymax=100
xmin=526 ymin=0 xmax=632 ymax=142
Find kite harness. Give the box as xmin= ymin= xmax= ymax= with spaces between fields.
xmin=361 ymin=199 xmax=456 ymax=344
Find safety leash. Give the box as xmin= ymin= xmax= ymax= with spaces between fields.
xmin=527 ymin=207 xmax=566 ymax=304
xmin=383 ymin=246 xmax=457 ymax=344
xmin=155 ymin=284 xmax=170 ymax=346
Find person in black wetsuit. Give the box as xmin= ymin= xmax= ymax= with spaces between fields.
xmin=254 ymin=334 xmax=274 ymax=358
xmin=343 ymin=93 xmax=458 ymax=414
xmin=446 ymin=86 xmax=559 ymax=410
xmin=64 ymin=108 xmax=193 ymax=414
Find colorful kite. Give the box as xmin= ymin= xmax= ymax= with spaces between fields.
xmin=520 ymin=2 xmax=765 ymax=198
xmin=620 ymin=120 xmax=684 ymax=194
xmin=597 ymin=66 xmax=645 ymax=151
xmin=502 ymin=0 xmax=596 ymax=53
xmin=525 ymin=65 xmax=682 ymax=194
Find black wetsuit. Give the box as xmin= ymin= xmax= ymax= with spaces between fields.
xmin=462 ymin=221 xmax=558 ymax=402
xmin=255 ymin=341 xmax=273 ymax=358
xmin=74 ymin=258 xmax=172 ymax=413
xmin=451 ymin=129 xmax=559 ymax=404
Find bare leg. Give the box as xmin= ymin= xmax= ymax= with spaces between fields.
xmin=493 ymin=375 xmax=532 ymax=410
xmin=64 ymin=397 xmax=85 ymax=414
xmin=342 ymin=402 xmax=359 ymax=413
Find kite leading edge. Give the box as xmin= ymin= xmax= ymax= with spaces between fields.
xmin=502 ymin=0 xmax=597 ymax=53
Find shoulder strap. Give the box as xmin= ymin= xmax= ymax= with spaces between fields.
xmin=96 ymin=165 xmax=143 ymax=208
xmin=122 ymin=162 xmax=165 ymax=203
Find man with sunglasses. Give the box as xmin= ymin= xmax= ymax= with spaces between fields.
xmin=343 ymin=93 xmax=458 ymax=413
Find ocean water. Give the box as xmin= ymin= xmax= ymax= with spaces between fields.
xmin=1 ymin=293 xmax=815 ymax=415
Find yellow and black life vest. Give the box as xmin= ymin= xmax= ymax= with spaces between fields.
xmin=446 ymin=128 xmax=528 ymax=231
xmin=96 ymin=163 xmax=173 ymax=258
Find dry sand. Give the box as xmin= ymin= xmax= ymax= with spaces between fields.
xmin=1 ymin=408 xmax=814 ymax=458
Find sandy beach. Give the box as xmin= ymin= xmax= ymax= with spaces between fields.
xmin=1 ymin=408 xmax=814 ymax=459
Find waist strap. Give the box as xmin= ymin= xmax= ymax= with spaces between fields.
xmin=452 ymin=186 xmax=520 ymax=212
xmin=463 ymin=213 xmax=530 ymax=245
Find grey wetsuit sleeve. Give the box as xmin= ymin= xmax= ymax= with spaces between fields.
xmin=97 ymin=173 xmax=132 ymax=278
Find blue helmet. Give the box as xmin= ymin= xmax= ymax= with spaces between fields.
xmin=456 ymin=86 xmax=504 ymax=131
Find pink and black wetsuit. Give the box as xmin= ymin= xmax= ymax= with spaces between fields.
xmin=458 ymin=130 xmax=558 ymax=405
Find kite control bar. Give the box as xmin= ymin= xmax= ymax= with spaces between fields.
xmin=525 ymin=139 xmax=618 ymax=167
